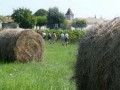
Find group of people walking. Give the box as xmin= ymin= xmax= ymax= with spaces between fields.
xmin=37 ymin=31 xmax=69 ymax=45
xmin=47 ymin=32 xmax=57 ymax=44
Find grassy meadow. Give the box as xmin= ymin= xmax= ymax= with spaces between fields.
xmin=0 ymin=41 xmax=78 ymax=90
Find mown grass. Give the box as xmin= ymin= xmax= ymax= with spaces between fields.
xmin=0 ymin=41 xmax=78 ymax=90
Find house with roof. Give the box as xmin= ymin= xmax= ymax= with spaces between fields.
xmin=65 ymin=8 xmax=108 ymax=30
xmin=1 ymin=16 xmax=19 ymax=29
xmin=3 ymin=15 xmax=14 ymax=23
xmin=79 ymin=17 xmax=109 ymax=30
xmin=65 ymin=8 xmax=74 ymax=20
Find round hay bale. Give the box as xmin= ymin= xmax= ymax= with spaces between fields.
xmin=0 ymin=29 xmax=45 ymax=62
xmin=75 ymin=17 xmax=120 ymax=90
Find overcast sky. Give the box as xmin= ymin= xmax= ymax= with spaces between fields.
xmin=0 ymin=0 xmax=120 ymax=20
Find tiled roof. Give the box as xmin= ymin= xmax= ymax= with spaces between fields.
xmin=65 ymin=8 xmax=74 ymax=15
xmin=3 ymin=16 xmax=14 ymax=23
xmin=79 ymin=17 xmax=109 ymax=24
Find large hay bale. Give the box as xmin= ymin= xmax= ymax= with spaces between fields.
xmin=0 ymin=29 xmax=45 ymax=62
xmin=75 ymin=17 xmax=120 ymax=90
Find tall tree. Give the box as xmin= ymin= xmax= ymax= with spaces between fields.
xmin=12 ymin=8 xmax=36 ymax=29
xmin=47 ymin=7 xmax=65 ymax=29
xmin=36 ymin=16 xmax=47 ymax=27
xmin=34 ymin=9 xmax=48 ymax=16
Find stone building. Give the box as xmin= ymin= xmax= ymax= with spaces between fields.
xmin=65 ymin=8 xmax=74 ymax=20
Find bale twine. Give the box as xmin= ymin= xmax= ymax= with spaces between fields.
xmin=75 ymin=17 xmax=120 ymax=90
xmin=0 ymin=29 xmax=45 ymax=62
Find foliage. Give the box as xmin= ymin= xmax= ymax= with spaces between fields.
xmin=0 ymin=15 xmax=3 ymax=19
xmin=34 ymin=9 xmax=48 ymax=16
xmin=0 ymin=42 xmax=76 ymax=90
xmin=47 ymin=7 xmax=65 ymax=29
xmin=36 ymin=16 xmax=47 ymax=27
xmin=37 ymin=30 xmax=85 ymax=43
xmin=11 ymin=8 xmax=36 ymax=29
xmin=72 ymin=19 xmax=87 ymax=29
xmin=60 ymin=20 xmax=69 ymax=30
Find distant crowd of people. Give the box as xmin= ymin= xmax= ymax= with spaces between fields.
xmin=37 ymin=31 xmax=69 ymax=45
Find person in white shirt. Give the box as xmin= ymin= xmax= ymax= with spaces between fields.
xmin=42 ymin=32 xmax=46 ymax=40
xmin=65 ymin=33 xmax=69 ymax=45
xmin=60 ymin=32 xmax=65 ymax=45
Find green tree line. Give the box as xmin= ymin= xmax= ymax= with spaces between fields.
xmin=11 ymin=7 xmax=87 ymax=29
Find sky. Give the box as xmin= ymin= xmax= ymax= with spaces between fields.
xmin=0 ymin=0 xmax=120 ymax=20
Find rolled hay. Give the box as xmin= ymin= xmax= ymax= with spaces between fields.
xmin=75 ymin=17 xmax=120 ymax=90
xmin=0 ymin=29 xmax=45 ymax=62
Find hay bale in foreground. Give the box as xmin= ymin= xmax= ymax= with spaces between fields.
xmin=75 ymin=17 xmax=120 ymax=90
xmin=0 ymin=29 xmax=45 ymax=62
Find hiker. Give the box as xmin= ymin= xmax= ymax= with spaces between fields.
xmin=48 ymin=32 xmax=52 ymax=43
xmin=52 ymin=32 xmax=57 ymax=44
xmin=60 ymin=32 xmax=65 ymax=45
xmin=65 ymin=33 xmax=69 ymax=45
xmin=42 ymin=31 xmax=46 ymax=40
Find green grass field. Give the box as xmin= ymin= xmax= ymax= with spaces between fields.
xmin=0 ymin=42 xmax=78 ymax=90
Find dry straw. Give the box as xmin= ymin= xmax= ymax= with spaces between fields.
xmin=75 ymin=17 xmax=120 ymax=90
xmin=0 ymin=29 xmax=45 ymax=62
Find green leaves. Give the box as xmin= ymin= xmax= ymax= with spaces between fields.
xmin=11 ymin=7 xmax=65 ymax=29
xmin=34 ymin=9 xmax=48 ymax=16
xmin=47 ymin=7 xmax=65 ymax=29
xmin=60 ymin=20 xmax=69 ymax=30
xmin=72 ymin=19 xmax=87 ymax=29
xmin=12 ymin=8 xmax=36 ymax=29
xmin=36 ymin=16 xmax=47 ymax=27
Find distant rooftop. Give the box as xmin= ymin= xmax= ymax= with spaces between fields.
xmin=79 ymin=17 xmax=109 ymax=24
xmin=65 ymin=8 xmax=74 ymax=15
xmin=3 ymin=16 xmax=14 ymax=23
